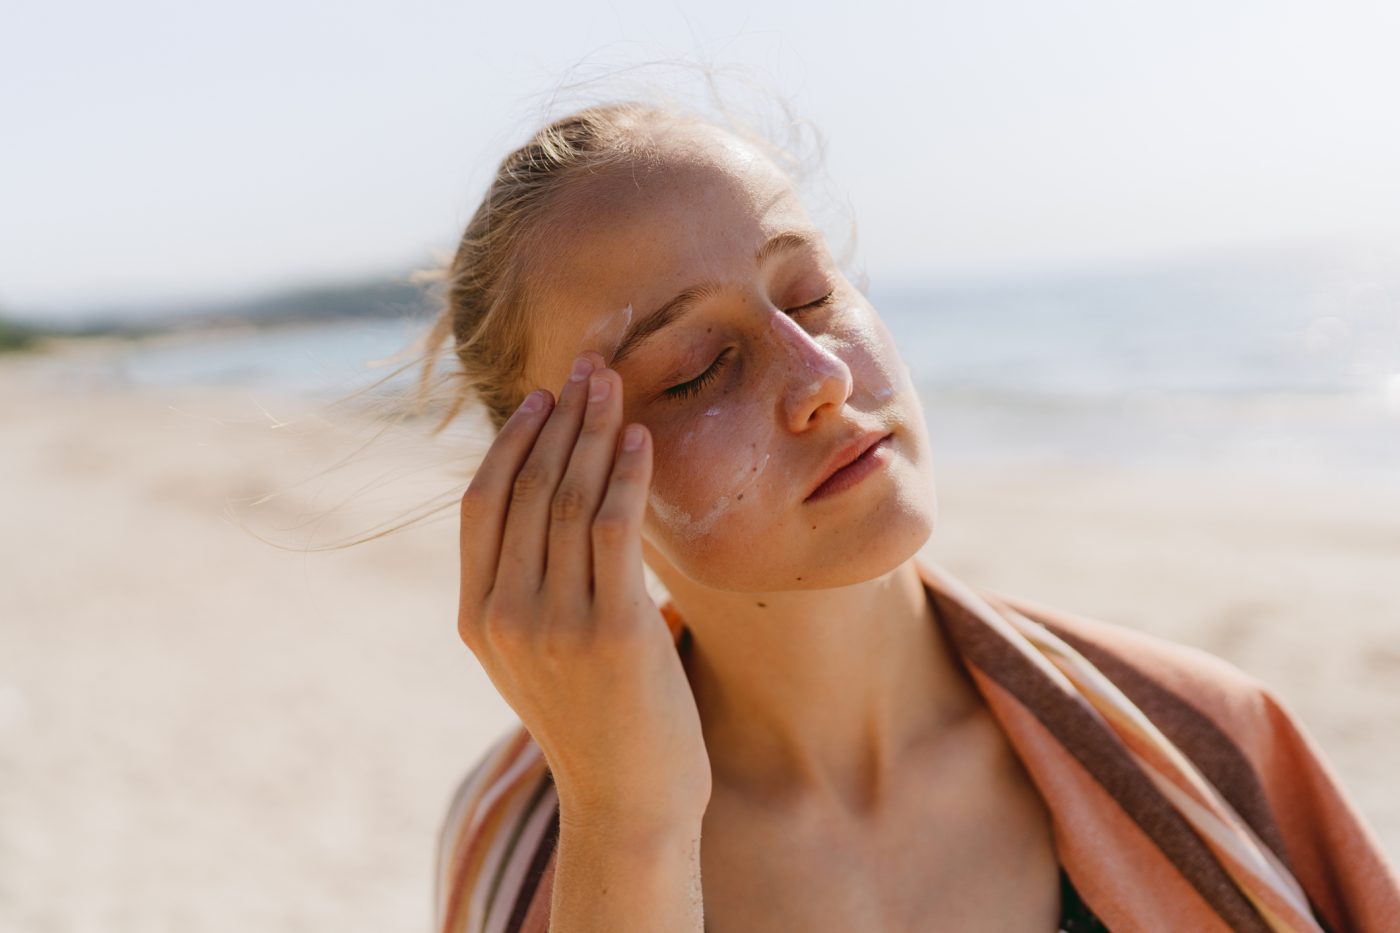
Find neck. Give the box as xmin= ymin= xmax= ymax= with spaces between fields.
xmin=658 ymin=555 xmax=982 ymax=814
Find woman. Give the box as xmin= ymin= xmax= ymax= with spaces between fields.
xmin=427 ymin=100 xmax=1399 ymax=931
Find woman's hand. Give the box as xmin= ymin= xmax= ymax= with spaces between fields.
xmin=456 ymin=350 xmax=712 ymax=832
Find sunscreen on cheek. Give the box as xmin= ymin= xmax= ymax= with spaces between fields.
xmin=647 ymin=400 xmax=775 ymax=541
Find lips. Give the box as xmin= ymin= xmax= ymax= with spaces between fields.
xmin=803 ymin=428 xmax=892 ymax=502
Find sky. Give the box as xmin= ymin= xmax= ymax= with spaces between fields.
xmin=3 ymin=0 xmax=1399 ymax=317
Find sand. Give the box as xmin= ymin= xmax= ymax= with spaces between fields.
xmin=2 ymin=338 xmax=1396 ymax=931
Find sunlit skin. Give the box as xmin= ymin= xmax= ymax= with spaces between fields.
xmin=517 ymin=121 xmax=1061 ymax=926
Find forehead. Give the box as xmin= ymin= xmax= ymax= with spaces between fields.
xmin=522 ymin=129 xmax=818 ymax=388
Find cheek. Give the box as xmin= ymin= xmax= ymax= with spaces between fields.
xmin=840 ymin=303 xmax=906 ymax=403
xmin=644 ymin=398 xmax=786 ymax=543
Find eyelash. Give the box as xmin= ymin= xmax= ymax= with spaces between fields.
xmin=662 ymin=290 xmax=837 ymax=401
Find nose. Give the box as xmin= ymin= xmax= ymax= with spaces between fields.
xmin=768 ymin=310 xmax=853 ymax=431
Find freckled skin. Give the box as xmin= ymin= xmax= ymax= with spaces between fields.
xmin=521 ymin=122 xmax=936 ymax=594
xmin=492 ymin=127 xmax=1072 ymax=933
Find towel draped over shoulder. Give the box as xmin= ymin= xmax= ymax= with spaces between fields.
xmin=433 ymin=556 xmax=1400 ymax=932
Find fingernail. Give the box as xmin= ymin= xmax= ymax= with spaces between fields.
xmin=623 ymin=424 xmax=644 ymax=451
xmin=520 ymin=390 xmax=545 ymax=413
xmin=570 ymin=355 xmax=595 ymax=382
xmin=588 ymin=373 xmax=611 ymax=402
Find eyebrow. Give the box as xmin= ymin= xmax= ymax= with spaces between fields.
xmin=606 ymin=230 xmax=821 ymax=368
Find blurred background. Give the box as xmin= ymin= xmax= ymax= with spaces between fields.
xmin=3 ymin=1 xmax=1397 ymax=930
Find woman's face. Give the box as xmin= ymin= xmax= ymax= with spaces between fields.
xmin=523 ymin=124 xmax=937 ymax=592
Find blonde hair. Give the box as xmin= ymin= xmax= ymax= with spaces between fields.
xmin=422 ymin=100 xmax=694 ymax=435
xmin=236 ymin=62 xmax=863 ymax=552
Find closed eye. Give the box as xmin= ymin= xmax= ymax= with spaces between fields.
xmin=661 ymin=290 xmax=837 ymax=402
xmin=796 ymin=289 xmax=836 ymax=313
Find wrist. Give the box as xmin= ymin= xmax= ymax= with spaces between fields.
xmin=557 ymin=798 xmax=705 ymax=849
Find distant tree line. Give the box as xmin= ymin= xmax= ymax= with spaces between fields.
xmin=0 ymin=274 xmax=434 ymax=353
xmin=0 ymin=311 xmax=40 ymax=352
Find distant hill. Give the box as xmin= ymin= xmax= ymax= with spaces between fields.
xmin=0 ymin=314 xmax=42 ymax=352
xmin=1 ymin=274 xmax=435 ymax=348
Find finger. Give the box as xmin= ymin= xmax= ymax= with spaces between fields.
xmin=590 ymin=421 xmax=653 ymax=616
xmin=458 ymin=388 xmax=555 ymax=605
xmin=544 ymin=364 xmax=624 ymax=602
xmin=495 ymin=352 xmax=598 ymax=595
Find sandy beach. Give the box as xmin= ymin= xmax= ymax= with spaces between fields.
xmin=2 ymin=337 xmax=1397 ymax=932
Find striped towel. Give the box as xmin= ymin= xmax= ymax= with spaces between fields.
xmin=433 ymin=555 xmax=1400 ymax=932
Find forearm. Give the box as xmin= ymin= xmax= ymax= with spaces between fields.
xmin=549 ymin=810 xmax=705 ymax=932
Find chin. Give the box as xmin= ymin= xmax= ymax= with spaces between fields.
xmin=645 ymin=433 xmax=939 ymax=592
xmin=804 ymin=481 xmax=936 ymax=589
xmin=809 ymin=442 xmax=939 ymax=583
xmin=662 ymin=476 xmax=936 ymax=593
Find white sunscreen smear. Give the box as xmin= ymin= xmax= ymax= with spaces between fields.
xmin=581 ymin=302 xmax=633 ymax=361
xmin=648 ymin=448 xmax=773 ymax=542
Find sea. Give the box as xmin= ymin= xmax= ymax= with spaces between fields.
xmin=39 ymin=241 xmax=1400 ymax=488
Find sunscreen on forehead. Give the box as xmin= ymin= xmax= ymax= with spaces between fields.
xmin=581 ymin=302 xmax=633 ymax=362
